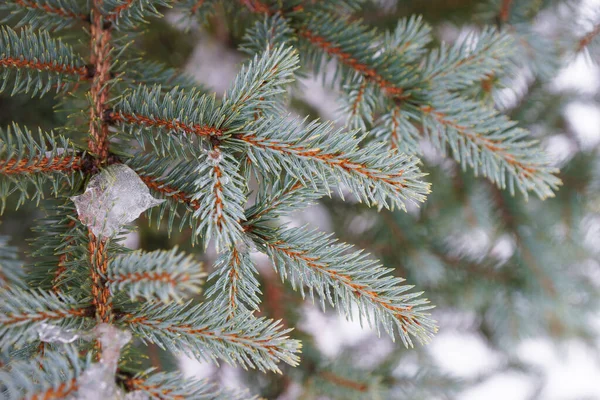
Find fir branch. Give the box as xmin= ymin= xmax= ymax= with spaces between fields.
xmin=205 ymin=247 xmax=261 ymax=316
xmin=29 ymin=206 xmax=80 ymax=293
xmin=124 ymin=371 xmax=257 ymax=399
xmin=127 ymin=155 xmax=202 ymax=237
xmin=384 ymin=16 xmax=432 ymax=63
xmin=192 ymin=148 xmax=247 ymax=249
xmin=6 ymin=0 xmax=89 ymax=22
xmin=0 ymin=288 xmax=92 ymax=347
xmin=372 ymin=106 xmax=420 ymax=154
xmin=250 ymin=226 xmax=436 ymax=347
xmin=423 ymin=28 xmax=514 ymax=90
xmin=222 ymin=44 xmax=299 ymax=120
xmin=238 ymin=117 xmax=430 ymax=211
xmin=103 ymin=0 xmax=171 ymax=29
xmin=240 ymin=14 xmax=295 ymax=55
xmin=107 ymin=248 xmax=204 ymax=302
xmin=244 ymin=176 xmax=323 ymax=226
xmin=0 ymin=236 xmax=24 ymax=288
xmin=0 ymin=125 xmax=84 ymax=209
xmin=0 ymin=155 xmax=84 ymax=175
xmin=111 ymin=86 xmax=224 ymax=158
xmin=420 ymin=93 xmax=561 ymax=199
xmin=122 ymin=302 xmax=301 ymax=373
xmin=0 ymin=348 xmax=87 ymax=400
xmin=0 ymin=26 xmax=88 ymax=96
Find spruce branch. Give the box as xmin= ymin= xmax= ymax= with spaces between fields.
xmin=124 ymin=371 xmax=257 ymax=399
xmin=29 ymin=205 xmax=81 ymax=293
xmin=107 ymin=248 xmax=204 ymax=303
xmin=384 ymin=16 xmax=432 ymax=63
xmin=420 ymin=93 xmax=561 ymax=199
xmin=239 ymin=117 xmax=430 ymax=211
xmin=244 ymin=176 xmax=323 ymax=226
xmin=0 ymin=26 xmax=88 ymax=96
xmin=0 ymin=348 xmax=88 ymax=400
xmin=0 ymin=288 xmax=92 ymax=348
xmin=372 ymin=106 xmax=420 ymax=154
xmin=2 ymin=0 xmax=89 ymax=31
xmin=102 ymin=0 xmax=171 ymax=29
xmin=128 ymin=155 xmax=202 ymax=235
xmin=249 ymin=226 xmax=436 ymax=347
xmin=192 ymin=148 xmax=247 ymax=249
xmin=0 ymin=236 xmax=25 ymax=288
xmin=122 ymin=302 xmax=301 ymax=373
xmin=0 ymin=125 xmax=84 ymax=209
xmin=423 ymin=28 xmax=514 ymax=90
xmin=205 ymin=247 xmax=261 ymax=316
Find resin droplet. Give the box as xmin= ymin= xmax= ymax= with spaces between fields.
xmin=71 ymin=164 xmax=164 ymax=238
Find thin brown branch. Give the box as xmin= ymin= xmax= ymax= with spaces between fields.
xmin=299 ymin=29 xmax=406 ymax=97
xmin=0 ymin=156 xmax=84 ymax=175
xmin=13 ymin=0 xmax=88 ymax=20
xmin=88 ymin=232 xmax=112 ymax=323
xmin=121 ymin=314 xmax=282 ymax=354
xmin=110 ymin=111 xmax=224 ymax=137
xmin=105 ymin=0 xmax=135 ymax=22
xmin=88 ymin=1 xmax=112 ymax=162
xmin=124 ymin=377 xmax=184 ymax=400
xmin=2 ymin=307 xmax=88 ymax=326
xmin=265 ymin=240 xmax=414 ymax=321
xmin=421 ymin=105 xmax=536 ymax=177
xmin=108 ymin=270 xmax=189 ymax=286
xmin=139 ymin=175 xmax=200 ymax=210
xmin=0 ymin=57 xmax=89 ymax=78
xmin=499 ymin=0 xmax=513 ymax=23
xmin=29 ymin=378 xmax=79 ymax=400
xmin=244 ymin=181 xmax=304 ymax=225
xmin=579 ymin=23 xmax=600 ymax=51
xmin=52 ymin=220 xmax=77 ymax=294
xmin=241 ymin=134 xmax=406 ymax=189
xmin=320 ymin=371 xmax=368 ymax=392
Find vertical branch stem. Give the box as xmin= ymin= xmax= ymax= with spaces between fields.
xmin=89 ymin=233 xmax=112 ymax=322
xmin=89 ymin=0 xmax=112 ymax=161
xmin=88 ymin=1 xmax=113 ymax=324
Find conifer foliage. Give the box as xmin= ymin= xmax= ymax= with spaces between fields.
xmin=0 ymin=0 xmax=562 ymax=398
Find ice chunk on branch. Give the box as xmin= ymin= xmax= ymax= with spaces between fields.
xmin=38 ymin=322 xmax=81 ymax=344
xmin=71 ymin=164 xmax=164 ymax=238
xmin=75 ymin=324 xmax=146 ymax=400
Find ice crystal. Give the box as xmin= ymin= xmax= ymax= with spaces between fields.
xmin=74 ymin=324 xmax=142 ymax=400
xmin=71 ymin=164 xmax=164 ymax=238
xmin=38 ymin=322 xmax=81 ymax=344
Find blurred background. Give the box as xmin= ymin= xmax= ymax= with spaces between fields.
xmin=2 ymin=0 xmax=600 ymax=398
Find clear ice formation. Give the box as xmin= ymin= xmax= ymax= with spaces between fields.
xmin=38 ymin=322 xmax=81 ymax=344
xmin=74 ymin=324 xmax=148 ymax=400
xmin=71 ymin=164 xmax=164 ymax=239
